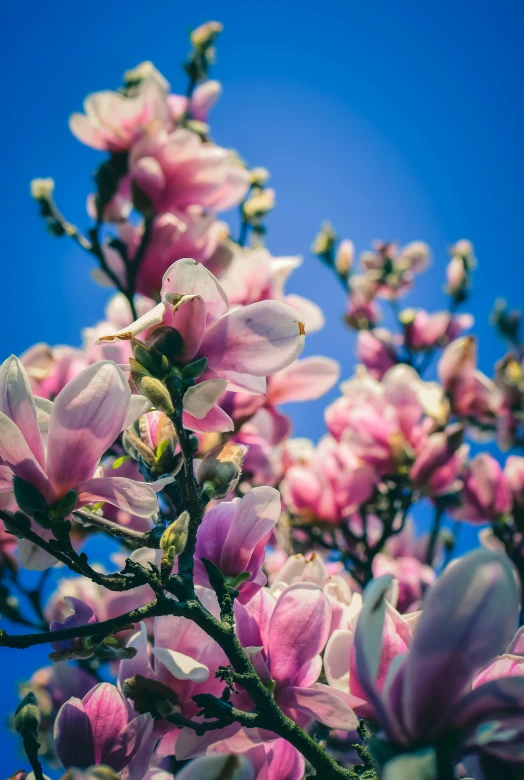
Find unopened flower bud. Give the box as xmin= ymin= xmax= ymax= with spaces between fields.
xmin=131 ymin=368 xmax=174 ymax=416
xmin=242 ymin=188 xmax=275 ymax=220
xmin=160 ymin=511 xmax=189 ymax=568
xmin=335 ymin=239 xmax=354 ymax=277
xmin=312 ymin=221 xmax=336 ymax=258
xmin=14 ymin=692 xmax=40 ymax=737
xmin=184 ymin=119 xmax=210 ymax=138
xmin=190 ymin=20 xmax=223 ymax=49
xmin=250 ymin=167 xmax=270 ymax=186
xmin=30 ymin=178 xmax=55 ymax=201
xmin=197 ymin=443 xmax=246 ymax=498
xmin=131 ymin=339 xmax=170 ymax=378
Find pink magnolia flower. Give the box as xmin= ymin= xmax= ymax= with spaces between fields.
xmin=168 ymin=80 xmax=222 ymax=124
xmin=504 ymin=456 xmax=524 ymax=508
xmin=345 ymin=274 xmax=381 ymax=329
xmin=356 ymin=329 xmax=398 ymax=379
xmin=0 ymin=357 xmax=163 ymax=568
xmin=325 ymin=366 xmax=437 ymax=475
xmin=324 ymin=600 xmax=417 ymax=720
xmin=402 ymin=309 xmax=473 ymax=352
xmin=410 ymin=425 xmax=469 ymax=498
xmin=234 ymin=583 xmax=360 ymax=731
xmin=54 ymin=682 xmax=155 ymax=778
xmin=127 ymin=125 xmax=250 ymax=214
xmin=218 ymin=247 xmax=325 ymax=334
xmin=270 ymin=553 xmax=362 ymax=632
xmin=117 ymin=587 xmax=228 ymax=759
xmin=70 ymin=76 xmax=170 ymax=152
xmin=453 ymin=453 xmax=512 ymax=524
xmin=101 ymin=211 xmax=227 ymax=299
xmin=438 ymin=336 xmax=503 ymax=428
xmin=200 ymin=740 xmax=305 ymax=780
xmin=372 ymin=554 xmax=435 ymax=613
xmin=194 ymin=486 xmax=281 ymax=603
xmin=352 ymin=548 xmax=524 ymax=770
xmin=281 ymin=434 xmax=375 ymax=523
xmin=360 ymin=240 xmax=430 ymax=299
xmin=99 ymin=258 xmax=306 ymax=432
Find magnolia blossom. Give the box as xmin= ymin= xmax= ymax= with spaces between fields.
xmin=70 ymin=76 xmax=170 ymax=152
xmin=127 ymin=126 xmax=250 ymax=214
xmin=218 ymin=246 xmax=325 ymax=334
xmin=0 ymin=357 xmax=164 ymax=568
xmin=99 ymin=258 xmax=306 ymax=432
xmin=117 ymin=587 xmax=228 ymax=759
xmin=281 ymin=434 xmax=375 ymax=523
xmin=54 ymin=682 xmax=155 ymax=778
xmin=438 ymin=336 xmax=503 ymax=428
xmin=352 ymin=549 xmax=524 ymax=774
xmin=356 ymin=329 xmax=398 ymax=379
xmin=270 ymin=553 xmax=362 ymax=632
xmin=101 ymin=211 xmax=227 ymax=299
xmin=194 ymin=486 xmax=281 ymax=603
xmin=401 ymin=309 xmax=473 ymax=352
xmin=325 ymin=365 xmax=445 ymax=476
xmin=453 ymin=453 xmax=512 ymax=523
xmin=168 ymin=80 xmax=222 ymax=124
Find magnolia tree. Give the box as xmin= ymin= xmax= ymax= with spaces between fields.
xmin=2 ymin=20 xmax=524 ymax=780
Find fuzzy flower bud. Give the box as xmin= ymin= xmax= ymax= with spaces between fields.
xmin=30 ymin=177 xmax=55 ymax=201
xmin=123 ymin=60 xmax=169 ymax=91
xmin=14 ymin=692 xmax=40 ymax=737
xmin=131 ymin=370 xmax=175 ymax=416
xmin=190 ymin=21 xmax=223 ymax=49
xmin=242 ymin=187 xmax=275 ymax=220
xmin=197 ymin=442 xmax=247 ymax=498
xmin=250 ymin=167 xmax=270 ymax=186
xmin=335 ymin=239 xmax=354 ymax=277
xmin=160 ymin=511 xmax=190 ymax=568
xmin=312 ymin=221 xmax=336 ymax=258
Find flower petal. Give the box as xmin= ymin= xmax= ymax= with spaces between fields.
xmin=277 ymin=683 xmax=359 ymax=730
xmin=0 ymin=356 xmax=45 ymax=467
xmin=76 ymin=477 xmax=159 ymax=517
xmin=176 ymin=754 xmax=255 ymax=780
xmin=0 ymin=411 xmax=51 ymax=499
xmin=220 ymin=486 xmax=280 ymax=574
xmin=183 ymin=379 xmax=229 ymax=419
xmin=402 ymin=549 xmax=519 ymax=743
xmin=97 ymin=302 xmax=166 ymax=342
xmin=47 ymin=362 xmax=131 ymax=495
xmin=162 ymin=257 xmax=229 ymax=324
xmin=268 ymin=356 xmax=340 ymax=405
xmin=82 ymin=683 xmax=129 ymax=764
xmin=123 ymin=395 xmax=152 ymax=430
xmin=202 ymin=301 xmax=305 ymax=377
xmin=54 ymin=697 xmax=94 ymax=769
xmin=183 ymin=404 xmax=234 ymax=433
xmin=267 ymin=583 xmax=331 ymax=688
xmin=324 ymin=629 xmax=353 ymax=693
xmin=152 ymin=647 xmax=210 ymax=682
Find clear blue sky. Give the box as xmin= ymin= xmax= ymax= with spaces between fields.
xmin=2 ymin=0 xmax=524 ymax=771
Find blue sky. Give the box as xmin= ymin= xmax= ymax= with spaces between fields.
xmin=1 ymin=0 xmax=524 ymax=771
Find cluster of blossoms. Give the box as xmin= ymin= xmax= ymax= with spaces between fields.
xmin=3 ymin=20 xmax=524 ymax=780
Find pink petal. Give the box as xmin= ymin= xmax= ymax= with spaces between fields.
xmin=220 ymin=486 xmax=280 ymax=574
xmin=201 ymin=301 xmax=305 ymax=377
xmin=277 ymin=684 xmax=359 ymax=730
xmin=161 ymin=258 xmax=229 ymax=324
xmin=97 ymin=302 xmax=166 ymax=342
xmin=268 ymin=583 xmax=331 ymax=688
xmin=402 ymin=549 xmax=519 ymax=743
xmin=0 ymin=356 xmax=45 ymax=467
xmin=176 ymin=754 xmax=254 ymax=780
xmin=76 ymin=477 xmax=159 ymax=517
xmin=83 ymin=683 xmax=129 ymax=764
xmin=183 ymin=379 xmax=229 ymax=419
xmin=0 ymin=411 xmax=51 ymax=500
xmin=183 ymin=403 xmax=233 ymax=433
xmin=47 ymin=362 xmax=131 ymax=495
xmin=268 ymin=356 xmax=340 ymax=405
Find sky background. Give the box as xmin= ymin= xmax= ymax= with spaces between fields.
xmin=2 ymin=0 xmax=524 ymax=772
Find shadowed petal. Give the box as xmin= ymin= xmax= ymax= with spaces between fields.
xmin=76 ymin=477 xmax=159 ymax=517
